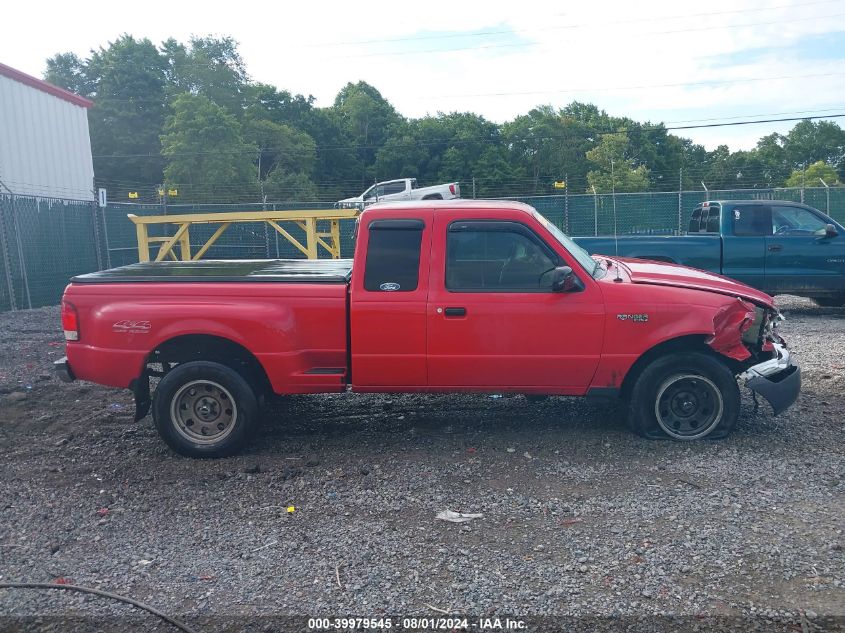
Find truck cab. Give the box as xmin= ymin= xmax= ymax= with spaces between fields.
xmin=693 ymin=200 xmax=843 ymax=302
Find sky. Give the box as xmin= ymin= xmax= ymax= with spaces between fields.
xmin=3 ymin=0 xmax=845 ymax=151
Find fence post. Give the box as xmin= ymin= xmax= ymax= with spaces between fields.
xmin=819 ymin=177 xmax=830 ymax=214
xmin=591 ymin=185 xmax=598 ymax=236
xmin=10 ymin=197 xmax=32 ymax=309
xmin=800 ymin=164 xmax=805 ymax=204
xmin=263 ymin=195 xmax=270 ymax=258
xmin=90 ymin=201 xmax=104 ymax=271
xmin=100 ymin=204 xmax=112 ymax=269
xmin=472 ymin=177 xmax=476 ymax=199
xmin=678 ymin=168 xmax=683 ymax=233
xmin=564 ymin=173 xmax=569 ymax=233
xmin=0 ymin=195 xmax=17 ymax=311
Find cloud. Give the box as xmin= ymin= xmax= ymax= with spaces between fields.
xmin=2 ymin=0 xmax=844 ymax=150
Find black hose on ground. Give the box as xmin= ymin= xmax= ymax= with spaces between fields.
xmin=0 ymin=582 xmax=200 ymax=633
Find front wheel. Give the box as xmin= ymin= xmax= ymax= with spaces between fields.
xmin=152 ymin=361 xmax=259 ymax=457
xmin=627 ymin=352 xmax=740 ymax=440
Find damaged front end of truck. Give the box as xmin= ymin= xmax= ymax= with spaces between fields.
xmin=707 ymin=299 xmax=801 ymax=415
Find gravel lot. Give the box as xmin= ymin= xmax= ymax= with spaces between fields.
xmin=0 ymin=296 xmax=843 ymax=631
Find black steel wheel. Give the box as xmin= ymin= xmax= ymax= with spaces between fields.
xmin=628 ymin=352 xmax=740 ymax=441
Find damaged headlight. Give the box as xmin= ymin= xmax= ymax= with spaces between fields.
xmin=741 ymin=307 xmax=766 ymax=347
xmin=741 ymin=307 xmax=783 ymax=349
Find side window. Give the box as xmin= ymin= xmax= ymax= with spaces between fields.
xmin=771 ymin=206 xmax=828 ymax=235
xmin=732 ymin=206 xmax=772 ymax=236
xmin=689 ymin=207 xmax=702 ymax=232
xmin=363 ymin=220 xmax=423 ymax=292
xmin=363 ymin=185 xmax=382 ymax=201
xmin=381 ymin=181 xmax=406 ymax=195
xmin=705 ymin=207 xmax=721 ymax=233
xmin=447 ymin=223 xmax=558 ymax=291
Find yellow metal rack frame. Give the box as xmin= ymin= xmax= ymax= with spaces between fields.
xmin=128 ymin=209 xmax=359 ymax=262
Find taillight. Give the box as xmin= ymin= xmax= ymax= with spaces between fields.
xmin=449 ymin=183 xmax=456 ymax=195
xmin=61 ymin=300 xmax=79 ymax=341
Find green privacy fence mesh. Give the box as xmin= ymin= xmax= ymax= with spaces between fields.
xmin=1 ymin=187 xmax=843 ymax=311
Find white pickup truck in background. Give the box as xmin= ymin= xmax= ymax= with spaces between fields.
xmin=336 ymin=178 xmax=460 ymax=209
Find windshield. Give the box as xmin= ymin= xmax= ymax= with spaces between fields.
xmin=532 ymin=211 xmax=600 ymax=277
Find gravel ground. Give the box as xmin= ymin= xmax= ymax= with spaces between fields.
xmin=0 ymin=296 xmax=843 ymax=632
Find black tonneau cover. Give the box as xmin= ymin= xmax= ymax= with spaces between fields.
xmin=71 ymin=259 xmax=354 ymax=284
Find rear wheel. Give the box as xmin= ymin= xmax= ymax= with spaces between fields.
xmin=813 ymin=296 xmax=845 ymax=307
xmin=152 ymin=361 xmax=258 ymax=457
xmin=627 ymin=352 xmax=739 ymax=440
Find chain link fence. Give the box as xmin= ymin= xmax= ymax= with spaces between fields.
xmin=2 ymin=186 xmax=844 ymax=312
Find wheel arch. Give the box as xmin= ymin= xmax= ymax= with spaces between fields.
xmin=620 ymin=334 xmax=736 ymax=398
xmin=148 ymin=334 xmax=273 ymax=396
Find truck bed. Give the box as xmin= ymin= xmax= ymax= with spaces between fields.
xmin=574 ymin=235 xmax=722 ymax=273
xmin=71 ymin=259 xmax=354 ymax=284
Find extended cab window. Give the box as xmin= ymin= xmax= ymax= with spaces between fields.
xmin=447 ymin=222 xmax=558 ymax=291
xmin=771 ymin=205 xmax=828 ymax=235
xmin=732 ymin=205 xmax=772 ymax=236
xmin=381 ymin=181 xmax=407 ymax=195
xmin=363 ymin=220 xmax=423 ymax=292
xmin=705 ymin=207 xmax=720 ymax=233
xmin=689 ymin=207 xmax=702 ymax=232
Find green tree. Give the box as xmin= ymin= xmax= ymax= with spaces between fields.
xmin=161 ymin=94 xmax=256 ymax=201
xmin=334 ymin=81 xmax=401 ymax=186
xmin=783 ymin=120 xmax=845 ymax=169
xmin=243 ymin=118 xmax=318 ymax=199
xmin=784 ymin=160 xmax=840 ymax=187
xmin=44 ymin=52 xmax=92 ymax=95
xmin=162 ymin=36 xmax=250 ymax=115
xmin=586 ymin=133 xmax=650 ymax=193
xmin=46 ymin=35 xmax=170 ymax=189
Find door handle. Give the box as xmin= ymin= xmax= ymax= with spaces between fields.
xmin=768 ymin=244 xmax=782 ymax=252
xmin=443 ymin=307 xmax=466 ymax=317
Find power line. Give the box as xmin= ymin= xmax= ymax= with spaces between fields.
xmin=91 ymin=111 xmax=845 ymax=159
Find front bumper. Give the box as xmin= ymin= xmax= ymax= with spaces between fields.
xmin=54 ymin=356 xmax=75 ymax=383
xmin=739 ymin=342 xmax=801 ymax=415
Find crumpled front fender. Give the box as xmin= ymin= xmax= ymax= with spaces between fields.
xmin=706 ymin=299 xmax=756 ymax=361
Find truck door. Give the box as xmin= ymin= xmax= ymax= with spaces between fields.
xmin=426 ymin=213 xmax=604 ymax=393
xmin=722 ymin=203 xmax=769 ymax=289
xmin=350 ymin=213 xmax=432 ymax=388
xmin=765 ymin=204 xmax=844 ymax=295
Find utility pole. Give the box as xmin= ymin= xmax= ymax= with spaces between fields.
xmin=701 ymin=181 xmax=709 ymax=202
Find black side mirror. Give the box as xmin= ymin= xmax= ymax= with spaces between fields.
xmin=825 ymin=223 xmax=838 ymax=238
xmin=551 ymin=266 xmax=579 ymax=292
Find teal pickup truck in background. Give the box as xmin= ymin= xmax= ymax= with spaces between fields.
xmin=574 ymin=200 xmax=845 ymax=306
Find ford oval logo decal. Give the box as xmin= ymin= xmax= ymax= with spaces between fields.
xmin=380 ymin=282 xmax=400 ymax=291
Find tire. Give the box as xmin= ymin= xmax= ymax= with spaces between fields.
xmin=422 ymin=194 xmax=443 ymax=200
xmin=627 ymin=352 xmax=740 ymax=441
xmin=813 ymin=296 xmax=845 ymax=307
xmin=152 ymin=361 xmax=259 ymax=457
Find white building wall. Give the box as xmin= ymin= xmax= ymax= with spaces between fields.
xmin=0 ymin=73 xmax=94 ymax=201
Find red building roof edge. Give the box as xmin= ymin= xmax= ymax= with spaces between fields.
xmin=0 ymin=62 xmax=94 ymax=108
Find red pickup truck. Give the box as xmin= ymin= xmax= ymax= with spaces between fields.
xmin=56 ymin=201 xmax=800 ymax=457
